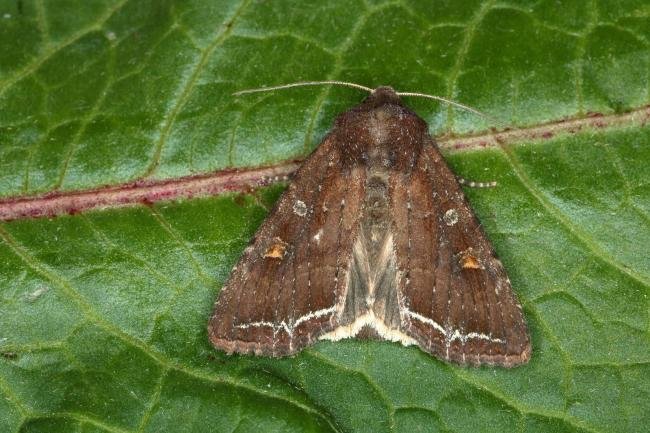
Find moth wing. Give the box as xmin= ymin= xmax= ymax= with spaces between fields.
xmin=391 ymin=143 xmax=531 ymax=366
xmin=208 ymin=135 xmax=365 ymax=356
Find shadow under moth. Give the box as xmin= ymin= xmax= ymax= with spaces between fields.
xmin=208 ymin=84 xmax=531 ymax=367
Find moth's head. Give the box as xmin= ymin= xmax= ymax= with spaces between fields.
xmin=361 ymin=86 xmax=403 ymax=108
xmin=334 ymin=87 xmax=429 ymax=171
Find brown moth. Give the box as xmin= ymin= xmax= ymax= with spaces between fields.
xmin=208 ymin=85 xmax=531 ymax=367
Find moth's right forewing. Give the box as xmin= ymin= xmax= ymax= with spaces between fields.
xmin=393 ymin=142 xmax=531 ymax=367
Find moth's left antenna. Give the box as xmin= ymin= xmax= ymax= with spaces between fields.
xmin=232 ymin=81 xmax=373 ymax=96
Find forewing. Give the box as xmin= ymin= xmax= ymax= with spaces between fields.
xmin=208 ymin=135 xmax=365 ymax=356
xmin=391 ymin=142 xmax=531 ymax=367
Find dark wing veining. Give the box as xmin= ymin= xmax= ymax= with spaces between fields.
xmin=208 ymin=135 xmax=365 ymax=356
xmin=391 ymin=141 xmax=531 ymax=367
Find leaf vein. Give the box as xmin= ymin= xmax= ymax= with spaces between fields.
xmin=0 ymin=0 xmax=130 ymax=97
xmin=143 ymin=0 xmax=253 ymax=177
xmin=0 ymin=226 xmax=335 ymax=430
xmin=498 ymin=144 xmax=650 ymax=287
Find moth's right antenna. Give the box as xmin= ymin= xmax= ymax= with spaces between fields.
xmin=396 ymin=91 xmax=505 ymax=127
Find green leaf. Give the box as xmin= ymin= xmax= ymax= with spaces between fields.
xmin=0 ymin=1 xmax=648 ymax=433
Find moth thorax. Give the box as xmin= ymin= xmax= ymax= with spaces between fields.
xmin=336 ymin=102 xmax=425 ymax=171
xmin=371 ymin=109 xmax=425 ymax=171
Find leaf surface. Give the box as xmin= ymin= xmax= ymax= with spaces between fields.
xmin=0 ymin=1 xmax=648 ymax=432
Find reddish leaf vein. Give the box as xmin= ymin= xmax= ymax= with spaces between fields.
xmin=1 ymin=105 xmax=648 ymax=221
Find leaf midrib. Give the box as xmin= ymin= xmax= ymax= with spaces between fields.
xmin=1 ymin=105 xmax=648 ymax=217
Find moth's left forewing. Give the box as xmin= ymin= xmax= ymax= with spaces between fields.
xmin=208 ymin=135 xmax=365 ymax=356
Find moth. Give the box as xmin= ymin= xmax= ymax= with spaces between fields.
xmin=208 ymin=84 xmax=531 ymax=367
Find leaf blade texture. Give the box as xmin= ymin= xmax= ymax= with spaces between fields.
xmin=0 ymin=1 xmax=648 ymax=432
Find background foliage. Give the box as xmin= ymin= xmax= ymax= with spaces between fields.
xmin=0 ymin=1 xmax=648 ymax=432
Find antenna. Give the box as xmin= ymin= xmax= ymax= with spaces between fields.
xmin=233 ymin=81 xmax=499 ymax=124
xmin=232 ymin=81 xmax=373 ymax=96
xmin=395 ymin=91 xmax=500 ymax=125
